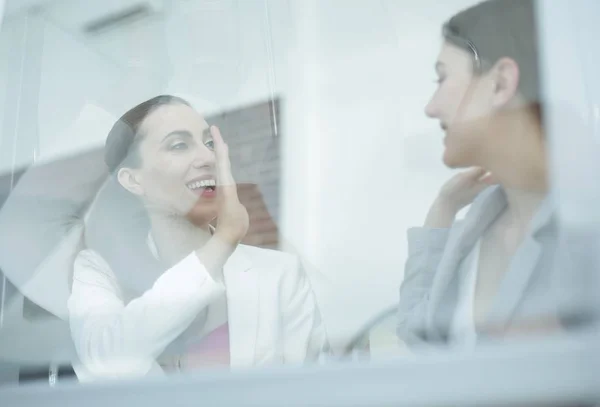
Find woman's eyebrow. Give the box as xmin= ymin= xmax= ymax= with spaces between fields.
xmin=161 ymin=130 xmax=193 ymax=143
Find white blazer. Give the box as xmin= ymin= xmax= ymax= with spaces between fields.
xmin=68 ymin=244 xmax=326 ymax=382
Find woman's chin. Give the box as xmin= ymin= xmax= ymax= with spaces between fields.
xmin=186 ymin=204 xmax=218 ymax=227
xmin=442 ymin=149 xmax=458 ymax=168
xmin=442 ymin=148 xmax=469 ymax=169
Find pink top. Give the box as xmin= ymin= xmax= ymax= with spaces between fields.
xmin=183 ymin=323 xmax=230 ymax=368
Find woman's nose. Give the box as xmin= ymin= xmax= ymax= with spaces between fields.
xmin=191 ymin=144 xmax=216 ymax=168
xmin=425 ymin=97 xmax=439 ymax=118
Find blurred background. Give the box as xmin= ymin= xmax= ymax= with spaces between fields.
xmin=0 ymin=0 xmax=599 ymax=405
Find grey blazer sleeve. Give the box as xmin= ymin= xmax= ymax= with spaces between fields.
xmin=397 ymin=227 xmax=450 ymax=346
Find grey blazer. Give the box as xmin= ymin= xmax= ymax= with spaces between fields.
xmin=397 ymin=186 xmax=595 ymax=347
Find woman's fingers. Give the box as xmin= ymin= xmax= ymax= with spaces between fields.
xmin=211 ymin=125 xmax=237 ymax=197
xmin=478 ymin=171 xmax=498 ymax=185
xmin=464 ymin=166 xmax=487 ymax=181
xmin=209 ymin=125 xmax=249 ymax=243
xmin=462 ymin=167 xmax=496 ymax=186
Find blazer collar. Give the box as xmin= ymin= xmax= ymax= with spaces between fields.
xmin=427 ymin=186 xmax=508 ymax=334
xmin=484 ymin=192 xmax=555 ymax=331
xmin=427 ymin=186 xmax=555 ymax=336
xmin=149 ymin=232 xmax=258 ymax=365
xmin=223 ymin=245 xmax=258 ymax=366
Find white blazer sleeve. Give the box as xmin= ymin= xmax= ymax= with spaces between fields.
xmin=278 ymin=255 xmax=327 ymax=363
xmin=68 ymin=249 xmax=225 ymax=378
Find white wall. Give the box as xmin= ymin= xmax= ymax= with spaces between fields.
xmin=538 ymin=0 xmax=600 ymax=227
xmin=0 ymin=12 xmax=9 ymax=168
xmin=0 ymin=11 xmax=164 ymax=172
xmin=0 ymin=0 xmax=479 ymax=348
xmin=281 ymin=0 xmax=478 ymax=347
xmin=0 ymin=17 xmax=21 ymax=173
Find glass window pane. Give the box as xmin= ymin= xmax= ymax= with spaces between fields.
xmin=0 ymin=1 xmax=597 ymax=406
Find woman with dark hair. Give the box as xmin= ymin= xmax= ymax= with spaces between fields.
xmin=68 ymin=95 xmax=325 ymax=381
xmin=398 ymin=0 xmax=576 ymax=347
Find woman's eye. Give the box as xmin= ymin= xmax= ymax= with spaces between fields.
xmin=204 ymin=140 xmax=215 ymax=150
xmin=169 ymin=141 xmax=188 ymax=151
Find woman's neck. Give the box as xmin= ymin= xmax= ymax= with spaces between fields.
xmin=502 ymin=187 xmax=546 ymax=228
xmin=148 ymin=210 xmax=212 ymax=266
xmin=485 ymin=107 xmax=549 ymax=228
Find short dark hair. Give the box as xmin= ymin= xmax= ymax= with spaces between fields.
xmin=104 ymin=95 xmax=190 ymax=173
xmin=443 ymin=0 xmax=541 ymax=107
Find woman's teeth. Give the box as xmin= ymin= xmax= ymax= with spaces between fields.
xmin=187 ymin=179 xmax=216 ymax=191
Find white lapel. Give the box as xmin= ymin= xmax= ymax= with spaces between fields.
xmin=223 ymin=245 xmax=258 ymax=366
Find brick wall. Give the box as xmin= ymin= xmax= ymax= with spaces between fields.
xmin=207 ymin=98 xmax=281 ymax=249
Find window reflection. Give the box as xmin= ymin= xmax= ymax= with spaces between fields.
xmin=0 ymin=3 xmax=597 ymax=406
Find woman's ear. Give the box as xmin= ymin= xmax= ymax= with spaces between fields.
xmin=117 ymin=167 xmax=144 ymax=196
xmin=491 ymin=57 xmax=521 ymax=108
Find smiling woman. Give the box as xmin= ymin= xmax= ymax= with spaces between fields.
xmin=105 ymin=96 xmax=220 ymax=225
xmin=397 ymin=0 xmax=578 ymax=349
xmin=69 ymin=95 xmax=326 ymax=381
